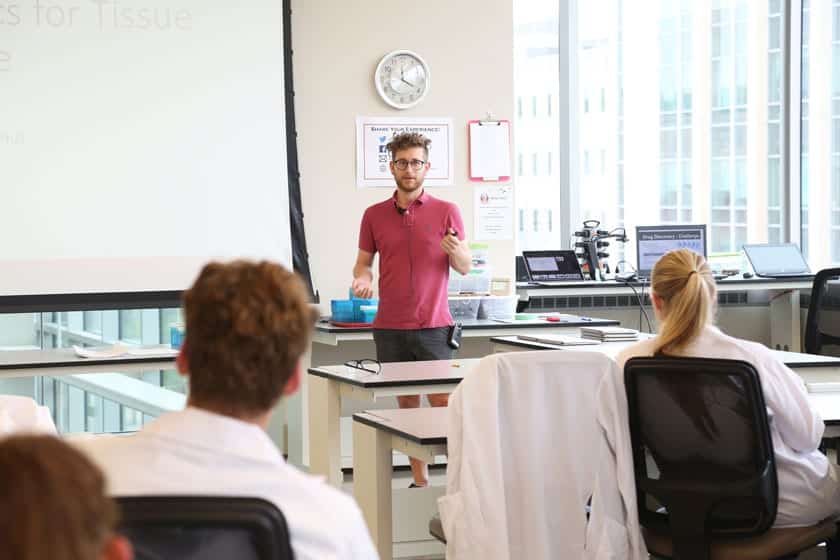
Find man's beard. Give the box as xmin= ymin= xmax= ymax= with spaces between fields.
xmin=396 ymin=175 xmax=424 ymax=193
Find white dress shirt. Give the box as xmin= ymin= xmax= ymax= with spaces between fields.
xmin=73 ymin=407 xmax=378 ymax=560
xmin=616 ymin=325 xmax=840 ymax=527
xmin=0 ymin=395 xmax=57 ymax=436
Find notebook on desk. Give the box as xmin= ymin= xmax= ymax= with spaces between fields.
xmin=516 ymin=334 xmax=600 ymax=346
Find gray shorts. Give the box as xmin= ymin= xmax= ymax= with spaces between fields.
xmin=373 ymin=327 xmax=454 ymax=363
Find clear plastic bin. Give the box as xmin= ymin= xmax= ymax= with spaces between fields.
xmin=448 ymin=296 xmax=481 ymax=320
xmin=478 ymin=295 xmax=518 ymax=321
xmin=449 ymin=272 xmax=491 ymax=294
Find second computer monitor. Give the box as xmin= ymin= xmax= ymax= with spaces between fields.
xmin=635 ymin=224 xmax=707 ymax=279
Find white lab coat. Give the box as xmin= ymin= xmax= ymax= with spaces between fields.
xmin=616 ymin=325 xmax=840 ymax=528
xmin=72 ymin=407 xmax=378 ymax=560
xmin=438 ymin=350 xmax=647 ymax=560
xmin=0 ymin=395 xmax=57 ymax=436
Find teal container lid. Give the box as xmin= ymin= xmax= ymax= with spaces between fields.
xmin=515 ymin=313 xmax=538 ymax=321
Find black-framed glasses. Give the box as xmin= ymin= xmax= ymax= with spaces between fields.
xmin=393 ymin=159 xmax=426 ymax=171
xmin=344 ymin=358 xmax=381 ymax=374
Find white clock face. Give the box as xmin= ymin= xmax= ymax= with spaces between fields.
xmin=375 ymin=50 xmax=430 ymax=110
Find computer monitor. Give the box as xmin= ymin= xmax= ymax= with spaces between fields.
xmin=521 ymin=250 xmax=584 ymax=282
xmin=635 ymin=224 xmax=707 ymax=278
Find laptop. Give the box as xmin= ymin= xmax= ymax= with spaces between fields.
xmin=636 ymin=224 xmax=707 ymax=279
xmin=742 ymin=243 xmax=812 ymax=278
xmin=515 ymin=256 xmax=531 ymax=282
xmin=521 ymin=250 xmax=584 ymax=285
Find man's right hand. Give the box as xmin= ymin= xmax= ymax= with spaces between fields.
xmin=352 ymin=277 xmax=374 ymax=299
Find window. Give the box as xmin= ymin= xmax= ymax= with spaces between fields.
xmin=515 ymin=0 xmax=800 ymax=267
xmin=801 ymin=0 xmax=840 ymax=267
xmin=0 ymin=307 xmax=184 ymax=434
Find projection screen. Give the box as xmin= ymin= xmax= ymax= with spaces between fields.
xmin=0 ymin=0 xmax=291 ymax=300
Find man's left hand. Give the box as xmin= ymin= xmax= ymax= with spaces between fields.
xmin=440 ymin=228 xmax=463 ymax=255
xmin=441 ymin=228 xmax=472 ymax=275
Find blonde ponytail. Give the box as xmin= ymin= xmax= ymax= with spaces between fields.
xmin=650 ymin=249 xmax=717 ymax=355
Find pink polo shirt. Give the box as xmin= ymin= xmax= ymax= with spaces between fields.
xmin=358 ymin=190 xmax=465 ymax=330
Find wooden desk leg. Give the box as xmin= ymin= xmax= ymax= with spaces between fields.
xmin=770 ymin=290 xmax=801 ymax=352
xmin=353 ymin=420 xmax=393 ymax=560
xmin=307 ymin=375 xmax=342 ymax=486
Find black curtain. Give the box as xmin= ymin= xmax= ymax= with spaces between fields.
xmin=283 ymin=0 xmax=318 ymax=303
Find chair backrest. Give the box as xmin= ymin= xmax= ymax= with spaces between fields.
xmin=624 ymin=357 xmax=777 ymax=560
xmin=805 ymin=267 xmax=840 ymax=357
xmin=116 ymin=496 xmax=294 ymax=560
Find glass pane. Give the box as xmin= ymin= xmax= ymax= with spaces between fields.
xmin=119 ymin=310 xmax=142 ymax=343
xmin=516 ymin=0 xmax=788 ymax=262
xmin=801 ymin=0 xmax=840 ymax=265
xmin=514 ymin=0 xmax=561 ymax=251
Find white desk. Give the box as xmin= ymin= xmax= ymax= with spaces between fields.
xmin=295 ymin=315 xmax=620 ymax=471
xmin=0 ymin=348 xmax=183 ymax=421
xmin=308 ymin=359 xmax=477 ymax=487
xmin=517 ymin=276 xmax=813 ymax=352
xmin=353 ymin=408 xmax=447 ymax=560
xmin=0 ymin=348 xmax=176 ymax=378
xmin=490 ymin=335 xmax=840 ymax=382
xmin=310 ymin=316 xmax=620 ymax=346
xmin=352 ymin=347 xmax=840 ymax=560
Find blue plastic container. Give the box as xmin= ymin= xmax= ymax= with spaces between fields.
xmin=330 ymin=300 xmax=355 ymax=323
xmin=351 ymin=297 xmax=378 ymax=322
xmin=170 ymin=324 xmax=185 ymax=349
xmin=359 ymin=304 xmax=378 ymax=324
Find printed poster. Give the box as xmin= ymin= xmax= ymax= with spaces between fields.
xmin=474 ymin=185 xmax=513 ymax=240
xmin=356 ymin=116 xmax=454 ymax=188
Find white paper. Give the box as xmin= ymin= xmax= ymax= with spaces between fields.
xmin=355 ymin=116 xmax=454 ymax=188
xmin=469 ymin=121 xmax=511 ymax=180
xmin=73 ymin=344 xmax=178 ymax=359
xmin=474 ymin=186 xmax=513 ymax=240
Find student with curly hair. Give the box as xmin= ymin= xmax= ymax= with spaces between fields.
xmin=75 ymin=260 xmax=377 ymax=559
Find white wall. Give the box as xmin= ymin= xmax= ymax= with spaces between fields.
xmin=292 ymin=0 xmax=516 ymax=309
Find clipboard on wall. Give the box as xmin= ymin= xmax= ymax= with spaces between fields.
xmin=468 ymin=119 xmax=511 ymax=182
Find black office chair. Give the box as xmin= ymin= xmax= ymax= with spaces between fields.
xmin=116 ymin=496 xmax=294 ymax=560
xmin=625 ymin=357 xmax=838 ymax=560
xmin=805 ymin=268 xmax=840 ymax=357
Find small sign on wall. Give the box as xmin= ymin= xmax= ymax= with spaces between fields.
xmin=474 ymin=185 xmax=513 ymax=240
xmin=355 ymin=116 xmax=454 ymax=188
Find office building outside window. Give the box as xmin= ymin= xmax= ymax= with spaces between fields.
xmin=515 ymin=0 xmax=840 ymax=269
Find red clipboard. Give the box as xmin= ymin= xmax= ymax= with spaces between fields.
xmin=468 ymin=119 xmax=512 ymax=182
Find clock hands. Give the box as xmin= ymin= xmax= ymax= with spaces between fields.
xmin=399 ymin=65 xmax=414 ymax=87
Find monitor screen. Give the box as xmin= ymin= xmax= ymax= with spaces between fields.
xmin=636 ymin=224 xmax=707 ymax=277
xmin=522 ymin=250 xmax=583 ymax=281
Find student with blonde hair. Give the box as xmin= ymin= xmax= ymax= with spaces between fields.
xmin=616 ymin=248 xmax=840 ymax=527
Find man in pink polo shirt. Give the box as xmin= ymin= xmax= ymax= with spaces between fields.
xmin=352 ymin=132 xmax=471 ymax=487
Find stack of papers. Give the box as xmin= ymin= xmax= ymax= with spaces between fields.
xmin=580 ymin=326 xmax=639 ymax=342
xmin=516 ymin=334 xmax=600 ymax=346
